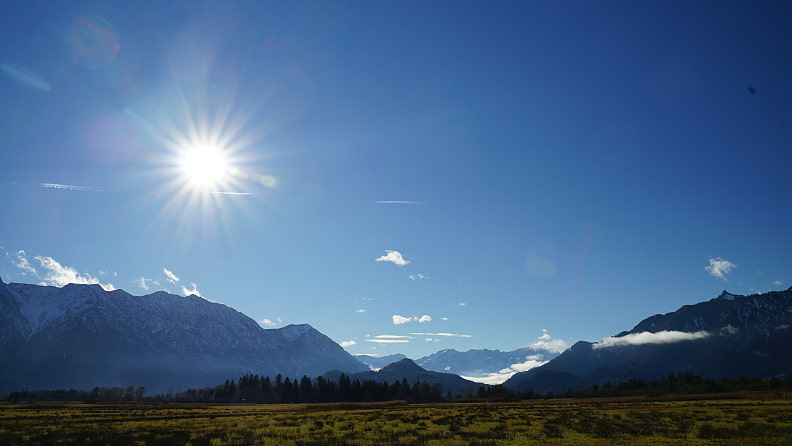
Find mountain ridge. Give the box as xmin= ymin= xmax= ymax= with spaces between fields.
xmin=0 ymin=279 xmax=367 ymax=394
xmin=504 ymin=287 xmax=792 ymax=394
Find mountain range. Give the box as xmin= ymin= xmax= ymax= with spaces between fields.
xmin=0 ymin=278 xmax=367 ymax=394
xmin=2 ymin=276 xmax=790 ymax=398
xmin=355 ymin=348 xmax=561 ymax=383
xmin=503 ymin=288 xmax=792 ymax=394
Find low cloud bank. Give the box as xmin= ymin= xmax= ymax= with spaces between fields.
xmin=593 ymin=330 xmax=711 ymax=349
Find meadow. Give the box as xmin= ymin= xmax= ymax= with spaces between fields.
xmin=2 ymin=398 xmax=792 ymax=446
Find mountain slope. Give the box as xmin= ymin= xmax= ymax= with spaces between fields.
xmin=355 ymin=354 xmax=407 ymax=370
xmin=0 ymin=279 xmax=367 ymax=394
xmin=326 ymin=359 xmax=482 ymax=394
xmin=504 ymin=287 xmax=792 ymax=393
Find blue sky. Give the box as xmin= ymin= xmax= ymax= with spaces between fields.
xmin=1 ymin=0 xmax=790 ymax=360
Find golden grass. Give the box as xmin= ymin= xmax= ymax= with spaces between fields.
xmin=2 ymin=398 xmax=791 ymax=445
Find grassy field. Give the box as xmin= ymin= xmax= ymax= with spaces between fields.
xmin=2 ymin=398 xmax=792 ymax=445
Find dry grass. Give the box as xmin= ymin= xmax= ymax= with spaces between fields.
xmin=2 ymin=398 xmax=792 ymax=445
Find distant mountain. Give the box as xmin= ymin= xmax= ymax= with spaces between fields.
xmin=0 ymin=278 xmax=367 ymax=394
xmin=326 ymin=359 xmax=482 ymax=394
xmin=504 ymin=288 xmax=792 ymax=394
xmin=355 ymin=354 xmax=407 ymax=370
xmin=416 ymin=347 xmax=560 ymax=378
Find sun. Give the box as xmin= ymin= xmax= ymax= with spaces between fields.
xmin=178 ymin=144 xmax=229 ymax=189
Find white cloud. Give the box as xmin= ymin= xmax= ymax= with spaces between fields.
xmin=773 ymin=280 xmax=784 ymax=286
xmin=393 ymin=314 xmax=432 ymax=325
xmin=409 ymin=332 xmax=472 ymax=338
xmin=13 ymin=250 xmax=36 ymax=274
xmin=340 ymin=340 xmax=356 ymax=347
xmin=163 ymin=268 xmax=180 ymax=284
xmin=259 ymin=318 xmax=277 ymax=327
xmin=376 ymin=250 xmax=409 ymax=267
xmin=32 ymin=255 xmax=115 ymax=291
xmin=393 ymin=315 xmax=413 ymax=325
xmin=705 ymin=257 xmax=737 ymax=280
xmin=356 ymin=309 xmax=367 ymax=313
xmin=366 ymin=335 xmax=413 ymax=344
xmin=529 ymin=330 xmax=569 ymax=353
xmin=409 ymin=273 xmax=428 ymax=280
xmin=457 ymin=302 xmax=466 ymax=307
xmin=462 ymin=356 xmax=549 ymax=385
xmin=181 ymin=282 xmax=201 ymax=297
xmin=441 ymin=317 xmax=449 ymax=321
xmin=593 ymin=330 xmax=711 ymax=349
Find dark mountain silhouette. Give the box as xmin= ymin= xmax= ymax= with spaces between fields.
xmin=504 ymin=287 xmax=792 ymax=394
xmin=0 ymin=279 xmax=367 ymax=394
xmin=326 ymin=358 xmax=481 ymax=394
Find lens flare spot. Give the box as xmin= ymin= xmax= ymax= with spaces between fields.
xmin=65 ymin=14 xmax=120 ymax=69
xmin=259 ymin=175 xmax=277 ymax=188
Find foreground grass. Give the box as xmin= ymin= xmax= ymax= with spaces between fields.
xmin=2 ymin=398 xmax=792 ymax=445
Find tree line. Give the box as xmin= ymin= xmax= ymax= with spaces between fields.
xmin=6 ymin=372 xmax=792 ymax=403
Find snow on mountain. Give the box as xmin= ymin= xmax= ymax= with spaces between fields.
xmin=416 ymin=346 xmax=561 ymax=385
xmin=0 ymin=279 xmax=367 ymax=394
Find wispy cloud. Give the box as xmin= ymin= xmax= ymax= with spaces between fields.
xmin=393 ymin=314 xmax=432 ymax=325
xmin=14 ymin=252 xmax=116 ymax=291
xmin=376 ymin=250 xmax=410 ymax=266
xmin=366 ymin=335 xmax=413 ymax=344
xmin=39 ymin=183 xmax=108 ymax=192
xmin=163 ymin=268 xmax=180 ymax=284
xmin=13 ymin=250 xmax=36 ymax=274
xmin=135 ymin=277 xmax=156 ymax=291
xmin=340 ymin=340 xmax=356 ymax=347
xmin=209 ymin=191 xmax=255 ymax=196
xmin=593 ymin=330 xmax=711 ymax=349
xmin=705 ymin=257 xmax=737 ymax=280
xmin=409 ymin=332 xmax=472 ymax=338
xmin=181 ymin=282 xmax=201 ymax=297
xmin=375 ymin=201 xmax=426 ymax=205
xmin=409 ymin=273 xmax=428 ymax=280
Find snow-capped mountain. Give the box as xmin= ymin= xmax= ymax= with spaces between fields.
xmin=0 ymin=278 xmax=367 ymax=394
xmin=356 ymin=347 xmax=561 ymax=385
xmin=504 ymin=287 xmax=792 ymax=394
xmin=416 ymin=347 xmax=560 ymax=379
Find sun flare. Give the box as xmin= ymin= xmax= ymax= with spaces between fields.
xmin=179 ymin=144 xmax=229 ymax=189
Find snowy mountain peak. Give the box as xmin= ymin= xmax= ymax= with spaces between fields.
xmin=0 ymin=281 xmax=367 ymax=394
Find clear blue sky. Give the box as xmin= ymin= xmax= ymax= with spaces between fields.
xmin=1 ymin=0 xmax=790 ymax=359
